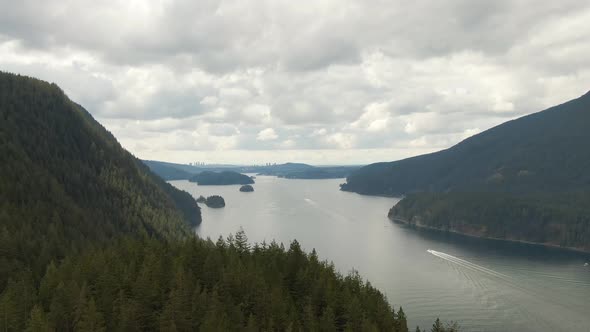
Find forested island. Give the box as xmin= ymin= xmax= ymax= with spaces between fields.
xmin=342 ymin=90 xmax=590 ymax=252
xmin=240 ymin=184 xmax=254 ymax=192
xmin=190 ymin=170 xmax=254 ymax=185
xmin=0 ymin=72 xmax=460 ymax=331
xmin=205 ymin=195 xmax=226 ymax=208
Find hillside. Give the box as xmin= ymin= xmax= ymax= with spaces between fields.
xmin=341 ymin=91 xmax=590 ymax=251
xmin=0 ymin=72 xmax=202 ymax=325
xmin=0 ymin=71 xmax=201 ymax=272
xmin=341 ymin=91 xmax=590 ymax=196
xmin=389 ymin=192 xmax=590 ymax=252
xmin=0 ymin=72 xmax=439 ymax=331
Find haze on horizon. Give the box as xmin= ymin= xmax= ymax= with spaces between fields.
xmin=1 ymin=0 xmax=589 ymax=165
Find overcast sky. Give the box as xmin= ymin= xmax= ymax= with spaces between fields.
xmin=1 ymin=0 xmax=589 ymax=165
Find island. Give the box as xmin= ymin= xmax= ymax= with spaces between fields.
xmin=196 ymin=195 xmax=206 ymax=203
xmin=205 ymin=195 xmax=226 ymax=208
xmin=239 ymin=184 xmax=254 ymax=192
xmin=189 ymin=171 xmax=254 ymax=185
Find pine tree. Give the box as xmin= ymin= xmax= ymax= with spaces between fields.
xmin=245 ymin=314 xmax=259 ymax=332
xmin=0 ymin=273 xmax=37 ymax=331
xmin=234 ymin=227 xmax=250 ymax=254
xmin=48 ymin=282 xmax=74 ymax=331
xmin=431 ymin=318 xmax=443 ymax=332
xmin=26 ymin=305 xmax=52 ymax=332
xmin=444 ymin=321 xmax=460 ymax=332
xmin=396 ymin=306 xmax=409 ymax=332
xmin=75 ymin=298 xmax=106 ymax=332
xmin=319 ymin=306 xmax=336 ymax=332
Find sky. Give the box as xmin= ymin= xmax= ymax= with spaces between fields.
xmin=1 ymin=1 xmax=589 ymax=165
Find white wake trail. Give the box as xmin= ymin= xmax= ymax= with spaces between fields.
xmin=427 ymin=249 xmax=511 ymax=281
xmin=304 ymin=198 xmax=316 ymax=205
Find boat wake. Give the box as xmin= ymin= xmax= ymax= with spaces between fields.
xmin=426 ymin=249 xmax=588 ymax=331
xmin=303 ymin=198 xmax=316 ymax=205
xmin=427 ymin=249 xmax=510 ymax=281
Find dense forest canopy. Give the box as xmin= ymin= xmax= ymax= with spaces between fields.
xmin=0 ymin=72 xmax=456 ymax=331
xmin=0 ymin=71 xmax=200 ymax=285
xmin=390 ymin=192 xmax=590 ymax=251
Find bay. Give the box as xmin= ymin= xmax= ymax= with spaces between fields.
xmin=171 ymin=176 xmax=590 ymax=332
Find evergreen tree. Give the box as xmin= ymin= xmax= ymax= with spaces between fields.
xmin=26 ymin=305 xmax=52 ymax=332
xmin=75 ymin=298 xmax=105 ymax=332
xmin=396 ymin=306 xmax=409 ymax=332
xmin=234 ymin=227 xmax=250 ymax=254
xmin=319 ymin=306 xmax=336 ymax=332
xmin=432 ymin=318 xmax=443 ymax=332
xmin=245 ymin=314 xmax=259 ymax=332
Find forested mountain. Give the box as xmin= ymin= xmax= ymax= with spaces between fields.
xmin=0 ymin=72 xmax=452 ymax=331
xmin=342 ymin=91 xmax=590 ymax=196
xmin=341 ymin=91 xmax=590 ymax=251
xmin=390 ymin=192 xmax=590 ymax=251
xmin=0 ymin=71 xmax=201 ymax=282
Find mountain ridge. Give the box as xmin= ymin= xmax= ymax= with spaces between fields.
xmin=0 ymin=71 xmax=201 ymax=283
xmin=341 ymin=90 xmax=590 ymax=196
xmin=339 ymin=90 xmax=590 ymax=251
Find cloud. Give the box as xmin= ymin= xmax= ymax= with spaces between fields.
xmin=256 ymin=128 xmax=278 ymax=141
xmin=1 ymin=0 xmax=589 ymax=164
xmin=325 ymin=133 xmax=356 ymax=149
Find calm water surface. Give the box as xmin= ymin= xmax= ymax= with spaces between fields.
xmin=171 ymin=176 xmax=590 ymax=332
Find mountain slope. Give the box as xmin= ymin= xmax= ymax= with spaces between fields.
xmin=0 ymin=72 xmax=200 ymax=283
xmin=340 ymin=91 xmax=590 ymax=251
xmin=341 ymin=91 xmax=590 ymax=196
xmin=0 ymin=72 xmax=436 ymax=332
xmin=389 ymin=191 xmax=590 ymax=251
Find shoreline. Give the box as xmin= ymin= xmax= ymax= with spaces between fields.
xmin=390 ymin=216 xmax=590 ymax=255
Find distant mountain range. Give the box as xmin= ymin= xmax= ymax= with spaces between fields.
xmin=342 ymin=91 xmax=590 ymax=252
xmin=144 ymin=160 xmax=361 ymax=180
